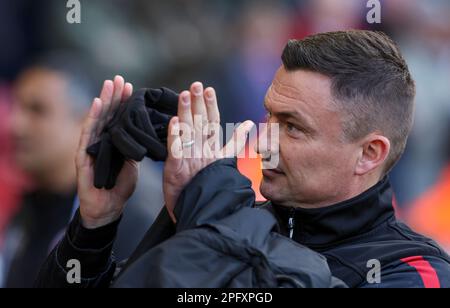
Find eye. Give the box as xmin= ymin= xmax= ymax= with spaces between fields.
xmin=28 ymin=100 xmax=49 ymax=117
xmin=286 ymin=122 xmax=303 ymax=136
xmin=287 ymin=122 xmax=299 ymax=132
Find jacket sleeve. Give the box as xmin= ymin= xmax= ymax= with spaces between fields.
xmin=360 ymin=256 xmax=450 ymax=288
xmin=113 ymin=158 xmax=342 ymax=288
xmin=112 ymin=158 xmax=258 ymax=287
xmin=34 ymin=210 xmax=120 ymax=288
xmin=173 ymin=158 xmax=255 ymax=233
xmin=34 ymin=158 xmax=242 ymax=288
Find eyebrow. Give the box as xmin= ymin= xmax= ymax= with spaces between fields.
xmin=264 ymin=100 xmax=316 ymax=132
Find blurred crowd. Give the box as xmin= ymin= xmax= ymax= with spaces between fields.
xmin=1 ymin=0 xmax=450 ymax=287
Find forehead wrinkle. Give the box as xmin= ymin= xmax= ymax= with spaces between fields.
xmin=267 ymin=82 xmax=302 ymax=109
xmin=272 ymin=77 xmax=325 ymax=113
xmin=272 ymin=72 xmax=340 ymax=117
xmin=272 ymin=79 xmax=303 ymax=101
xmin=267 ymin=81 xmax=317 ymax=128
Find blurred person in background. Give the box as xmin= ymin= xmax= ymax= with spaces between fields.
xmin=0 ymin=85 xmax=28 ymax=286
xmin=376 ymin=0 xmax=450 ymax=208
xmin=290 ymin=0 xmax=365 ymax=38
xmin=217 ymin=1 xmax=291 ymax=125
xmin=406 ymin=116 xmax=450 ymax=253
xmin=0 ymin=54 xmax=162 ymax=288
xmin=0 ymin=0 xmax=50 ymax=241
xmin=0 ymin=86 xmax=26 ymax=240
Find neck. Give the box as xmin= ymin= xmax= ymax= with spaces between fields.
xmin=289 ymin=173 xmax=382 ymax=210
xmin=269 ymin=176 xmax=394 ymax=248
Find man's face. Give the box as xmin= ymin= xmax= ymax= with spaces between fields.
xmin=258 ymin=67 xmax=361 ymax=208
xmin=11 ymin=68 xmax=81 ymax=176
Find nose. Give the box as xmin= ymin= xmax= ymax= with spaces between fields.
xmin=254 ymin=122 xmax=279 ymax=158
xmin=254 ymin=123 xmax=268 ymax=156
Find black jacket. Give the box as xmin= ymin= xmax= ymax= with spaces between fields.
xmin=265 ymin=177 xmax=450 ymax=288
xmin=36 ymin=157 xmax=450 ymax=288
xmin=2 ymin=188 xmax=157 ymax=288
xmin=35 ymin=158 xmax=344 ymax=288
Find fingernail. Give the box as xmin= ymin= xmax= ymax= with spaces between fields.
xmin=192 ymin=82 xmax=203 ymax=96
xmin=245 ymin=121 xmax=255 ymax=132
xmin=205 ymin=88 xmax=214 ymax=100
xmin=92 ymin=98 xmax=102 ymax=117
xmin=182 ymin=92 xmax=190 ymax=104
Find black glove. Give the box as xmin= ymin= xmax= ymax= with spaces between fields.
xmin=86 ymin=133 xmax=126 ymax=189
xmin=87 ymin=87 xmax=179 ymax=189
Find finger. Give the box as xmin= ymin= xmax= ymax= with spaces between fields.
xmin=76 ymin=98 xmax=103 ymax=168
xmin=93 ymin=135 xmax=114 ymax=189
xmin=204 ymin=87 xmax=221 ymax=150
xmin=167 ymin=117 xmax=183 ymax=162
xmin=204 ymin=87 xmax=220 ymax=124
xmin=190 ymin=82 xmax=208 ymax=134
xmin=122 ymin=82 xmax=133 ymax=102
xmin=223 ymin=120 xmax=255 ymax=158
xmin=98 ymin=80 xmax=114 ymax=120
xmin=100 ymin=75 xmax=125 ymax=132
xmin=110 ymin=75 xmax=125 ymax=115
xmin=178 ymin=91 xmax=194 ymax=144
xmin=96 ymin=80 xmax=114 ymax=135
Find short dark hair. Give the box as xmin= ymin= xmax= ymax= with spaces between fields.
xmin=281 ymin=30 xmax=416 ymax=174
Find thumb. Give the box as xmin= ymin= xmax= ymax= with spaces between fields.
xmin=166 ymin=116 xmax=183 ymax=162
xmin=223 ymin=120 xmax=255 ymax=158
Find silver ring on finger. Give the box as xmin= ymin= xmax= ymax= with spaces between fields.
xmin=182 ymin=140 xmax=195 ymax=148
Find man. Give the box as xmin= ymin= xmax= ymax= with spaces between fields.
xmin=37 ymin=31 xmax=450 ymax=288
xmin=2 ymin=57 xmax=160 ymax=288
xmin=252 ymin=31 xmax=450 ymax=288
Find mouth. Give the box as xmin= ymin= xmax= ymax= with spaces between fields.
xmin=262 ymin=168 xmax=284 ymax=178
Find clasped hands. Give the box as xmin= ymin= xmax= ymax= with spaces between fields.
xmin=76 ymin=76 xmax=254 ymax=228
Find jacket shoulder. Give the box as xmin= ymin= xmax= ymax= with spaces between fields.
xmin=324 ymin=218 xmax=450 ymax=288
xmin=360 ymin=255 xmax=450 ymax=288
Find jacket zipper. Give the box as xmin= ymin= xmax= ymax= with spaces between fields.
xmin=288 ymin=208 xmax=295 ymax=239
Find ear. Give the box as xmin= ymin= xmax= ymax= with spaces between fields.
xmin=355 ymin=134 xmax=390 ymax=176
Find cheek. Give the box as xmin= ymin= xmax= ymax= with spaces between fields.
xmin=280 ymin=137 xmax=317 ymax=175
xmin=54 ymin=120 xmax=79 ymax=148
xmin=34 ymin=123 xmax=59 ymax=150
xmin=312 ymin=148 xmax=357 ymax=192
xmin=36 ymin=116 xmax=74 ymax=150
xmin=281 ymin=138 xmax=353 ymax=183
